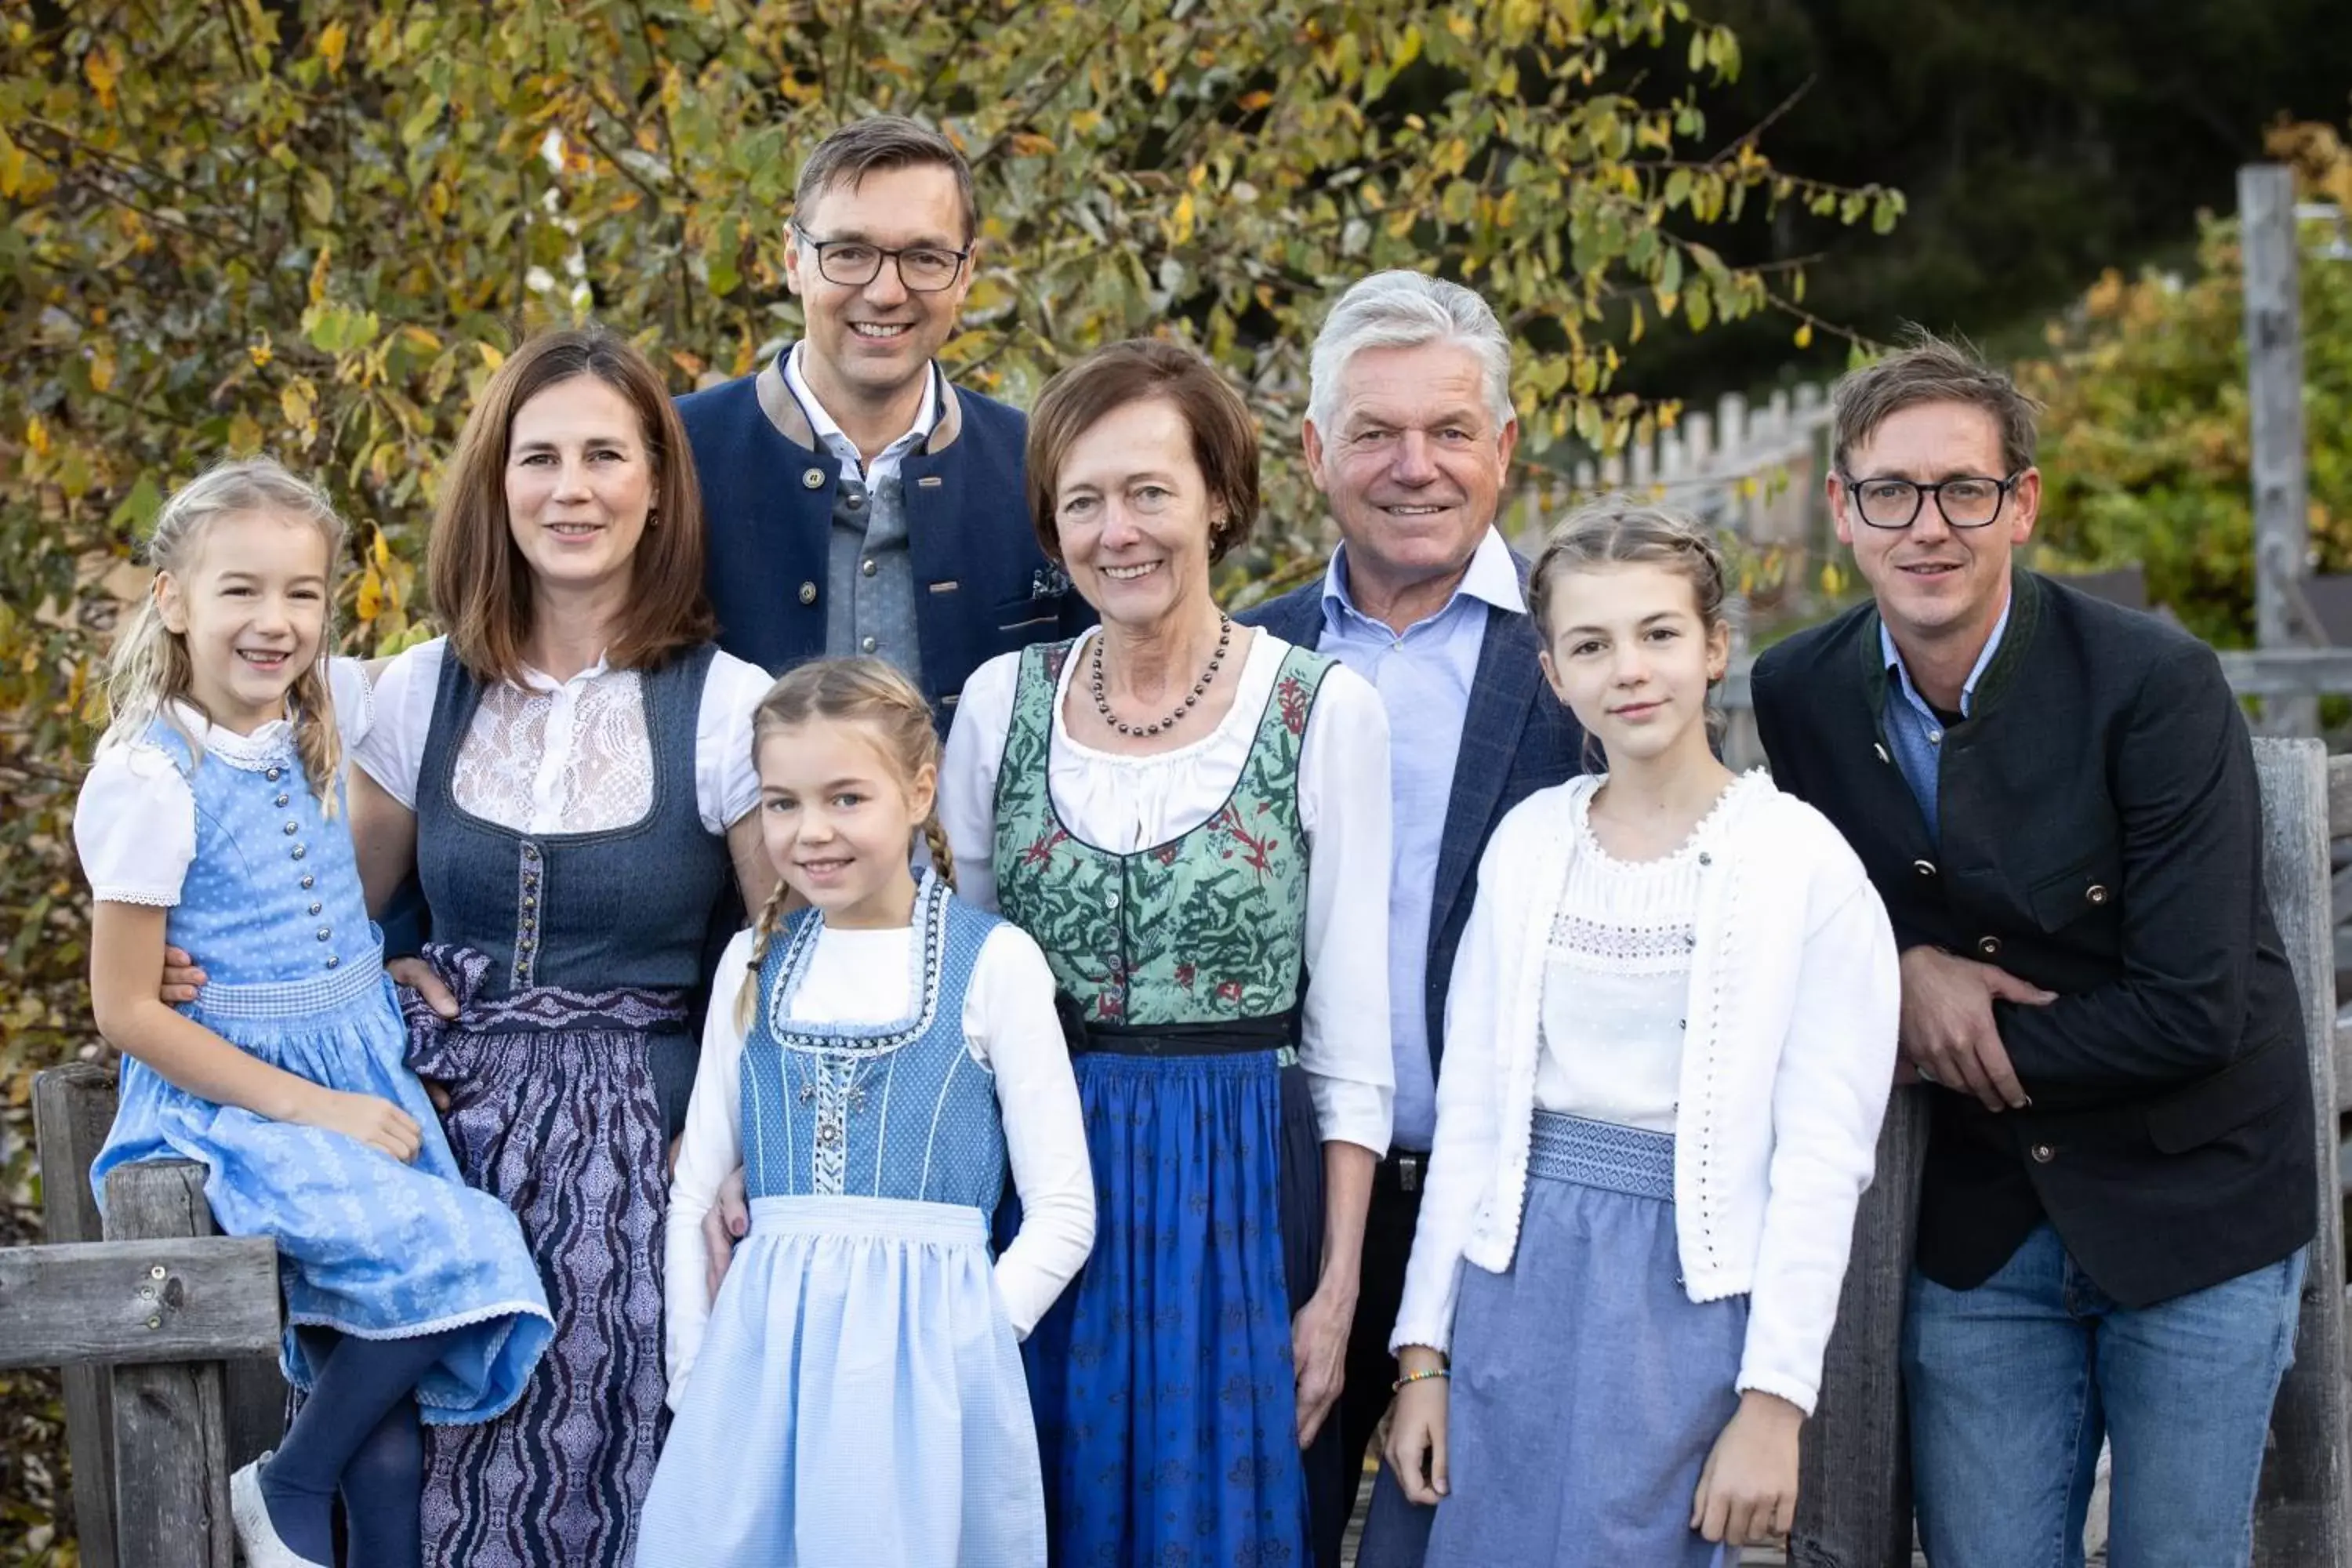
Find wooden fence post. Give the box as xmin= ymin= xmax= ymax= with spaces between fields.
xmin=2249 ymin=737 xmax=2352 ymax=1564
xmin=103 ymin=1161 xmax=241 ymax=1568
xmin=2243 ymin=166 xmax=2319 ymax=738
xmin=1789 ymin=1088 xmax=1929 ymax=1567
xmin=32 ymin=1064 xmax=121 ymax=1568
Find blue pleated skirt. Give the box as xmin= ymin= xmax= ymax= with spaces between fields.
xmin=636 ymin=1195 xmax=1043 ymax=1568
xmin=89 ymin=951 xmax=553 ymax=1424
xmin=1023 ymin=1044 xmax=1335 ymax=1568
xmin=1361 ymin=1113 xmax=1744 ymax=1568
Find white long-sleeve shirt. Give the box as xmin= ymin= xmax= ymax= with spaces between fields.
xmin=662 ymin=920 xmax=1094 ymax=1409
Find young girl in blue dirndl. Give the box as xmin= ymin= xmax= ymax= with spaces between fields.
xmin=75 ymin=459 xmax=551 ymax=1568
xmin=1373 ymin=504 xmax=1900 ymax=1566
xmin=637 ymin=659 xmax=1094 ymax=1568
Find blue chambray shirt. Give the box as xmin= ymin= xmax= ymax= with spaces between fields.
xmin=1318 ymin=528 xmax=1525 ymax=1151
xmin=1879 ymin=594 xmax=2012 ymax=844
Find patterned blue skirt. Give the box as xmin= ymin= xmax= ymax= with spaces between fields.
xmin=1023 ymin=1039 xmax=1335 ymax=1568
xmin=637 ymin=1196 xmax=1042 ymax=1568
xmin=1360 ymin=1113 xmax=1741 ymax=1568
xmin=90 ymin=950 xmax=552 ymax=1424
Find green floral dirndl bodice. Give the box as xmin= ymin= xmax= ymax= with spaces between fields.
xmin=989 ymin=635 xmax=1335 ymax=1036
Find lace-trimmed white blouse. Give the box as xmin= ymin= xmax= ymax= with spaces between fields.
xmin=354 ymin=636 xmax=768 ymax=836
xmin=74 ymin=659 xmax=378 ymax=906
xmin=1536 ymin=771 xmax=1769 ymax=1132
xmin=939 ymin=626 xmax=1396 ymax=1156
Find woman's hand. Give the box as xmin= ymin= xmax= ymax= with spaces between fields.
xmin=1383 ymin=1347 xmax=1451 ymax=1505
xmin=1290 ymin=1283 xmax=1355 ymax=1446
xmin=158 ymin=946 xmax=207 ymax=1004
xmin=293 ymin=1086 xmax=424 ymax=1164
xmin=387 ymin=955 xmax=459 ymax=1022
xmin=1691 ymin=1389 xmax=1803 ymax=1547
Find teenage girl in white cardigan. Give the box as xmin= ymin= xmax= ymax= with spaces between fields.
xmin=1373 ymin=503 xmax=1900 ymax=1566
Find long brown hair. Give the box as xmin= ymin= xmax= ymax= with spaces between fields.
xmin=735 ymin=658 xmax=953 ymax=1029
xmin=101 ymin=457 xmax=350 ymax=812
xmin=428 ymin=326 xmax=714 ymax=684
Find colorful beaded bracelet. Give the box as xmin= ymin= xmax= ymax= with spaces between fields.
xmin=1391 ymin=1367 xmax=1451 ymax=1392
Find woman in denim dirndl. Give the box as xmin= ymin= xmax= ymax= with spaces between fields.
xmin=347 ymin=328 xmax=775 ymax=1568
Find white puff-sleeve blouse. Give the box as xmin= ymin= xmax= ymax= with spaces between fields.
xmin=352 ymin=636 xmax=767 ymax=835
xmin=938 ymin=626 xmax=1396 ymax=1156
xmin=75 ymin=658 xmax=379 ymax=906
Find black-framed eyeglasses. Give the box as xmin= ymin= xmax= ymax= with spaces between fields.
xmin=1840 ymin=470 xmax=2024 ymax=529
xmin=790 ymin=224 xmax=971 ymax=293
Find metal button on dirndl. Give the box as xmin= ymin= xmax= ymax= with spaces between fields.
xmin=291 ymin=844 xmax=307 ymax=861
xmin=274 ymin=793 xmax=291 ymax=808
xmin=2086 ymin=884 xmax=2111 ymax=905
xmin=1976 ymin=935 xmax=2002 ymax=957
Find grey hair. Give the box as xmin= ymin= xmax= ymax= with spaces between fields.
xmin=1305 ymin=270 xmax=1515 ymax=436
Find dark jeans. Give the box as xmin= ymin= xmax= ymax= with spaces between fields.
xmin=1314 ymin=1153 xmax=1427 ymax=1568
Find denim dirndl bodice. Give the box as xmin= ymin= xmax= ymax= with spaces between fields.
xmin=413 ymin=645 xmax=730 ymax=996
xmin=739 ymin=875 xmax=1009 ymax=1209
xmin=153 ymin=722 xmax=379 ymax=984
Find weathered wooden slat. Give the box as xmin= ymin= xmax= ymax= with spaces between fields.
xmin=2249 ymin=738 xmax=2352 ymax=1566
xmin=0 ymin=1236 xmax=278 ymax=1368
xmin=2328 ymin=754 xmax=2352 ymax=841
xmin=34 ymin=1063 xmax=122 ymax=1568
xmin=103 ymin=1162 xmax=238 ymax=1568
xmin=1791 ymin=1087 xmax=1930 ymax=1567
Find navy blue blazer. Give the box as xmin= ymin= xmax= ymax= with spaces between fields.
xmin=677 ymin=352 xmax=1091 ymax=718
xmin=1240 ymin=558 xmax=1585 ymax=1075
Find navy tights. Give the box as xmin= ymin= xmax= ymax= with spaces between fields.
xmin=261 ymin=1327 xmax=456 ymax=1567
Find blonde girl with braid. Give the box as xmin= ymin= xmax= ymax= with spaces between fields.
xmin=75 ymin=457 xmax=550 ymax=1568
xmin=640 ymin=657 xmax=1094 ymax=1568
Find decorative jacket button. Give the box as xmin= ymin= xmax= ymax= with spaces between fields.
xmin=2031 ymin=1143 xmax=2056 ymax=1163
xmin=299 ymin=874 xmax=314 ymax=890
xmin=1913 ymin=858 xmax=1936 ymax=877
xmin=325 ymin=955 xmax=340 ymax=969
xmin=1872 ymin=742 xmax=1891 ymax=764
xmin=801 ymin=467 xmax=825 ymax=489
xmin=308 ymin=902 xmax=322 ymax=916
xmin=859 ymin=636 xmax=877 ymax=654
xmin=283 ymin=821 xmax=299 ymax=835
xmin=274 ymin=793 xmax=291 ymax=808
xmin=291 ymin=844 xmax=307 ymax=861
xmin=1697 ymin=851 xmax=1711 ymax=867
xmin=315 ymin=927 xmax=332 ymax=942
xmin=521 ymin=843 xmax=539 ymax=862
xmin=799 ymin=581 xmax=818 ymax=605
xmin=265 ymin=766 xmax=282 ymax=782
xmin=2086 ymin=884 xmax=2111 ymax=906
xmin=844 ymin=493 xmax=864 ymax=510
xmin=1976 ymin=935 xmax=2001 ymax=957
xmin=861 ymin=558 xmax=877 ymax=577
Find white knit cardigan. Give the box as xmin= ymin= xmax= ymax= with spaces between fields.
xmin=1389 ymin=773 xmax=1900 ymax=1414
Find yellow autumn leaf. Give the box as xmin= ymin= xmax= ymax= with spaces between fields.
xmin=319 ymin=19 xmax=349 ymax=73
xmin=372 ymin=528 xmax=393 ymax=572
xmin=281 ymin=379 xmax=318 ymax=430
xmin=356 ymin=565 xmax=384 ymax=622
xmin=89 ymin=347 xmax=115 ymax=393
xmin=1820 ymin=561 xmax=1847 ymax=598
xmin=1793 ymin=321 xmax=1813 ymax=349
xmin=26 ymin=414 xmax=50 ymax=456
xmin=1171 ymin=191 xmax=1196 ymax=245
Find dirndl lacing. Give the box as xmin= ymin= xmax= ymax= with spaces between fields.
xmin=188 ymin=941 xmax=388 ymax=1020
xmin=1527 ymin=1109 xmax=1675 ymax=1200
xmin=748 ymin=1193 xmax=989 ymax=1246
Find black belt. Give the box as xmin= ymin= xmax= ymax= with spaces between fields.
xmin=1381 ymin=1149 xmax=1430 ymax=1194
xmin=1057 ymin=995 xmax=1300 ymax=1058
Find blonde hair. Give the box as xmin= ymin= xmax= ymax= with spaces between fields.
xmin=1529 ymin=498 xmax=1736 ymax=757
xmin=101 ymin=457 xmax=350 ymax=811
xmin=735 ymin=658 xmax=953 ymax=1029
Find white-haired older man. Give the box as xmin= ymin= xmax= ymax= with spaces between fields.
xmin=1241 ymin=270 xmax=1586 ymax=1560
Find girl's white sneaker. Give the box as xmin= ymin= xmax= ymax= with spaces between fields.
xmin=228 ymin=1452 xmax=329 ymax=1568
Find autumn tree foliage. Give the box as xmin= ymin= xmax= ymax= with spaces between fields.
xmin=2019 ymin=121 xmax=2352 ymax=648
xmin=0 ymin=5 xmax=1896 ymax=1552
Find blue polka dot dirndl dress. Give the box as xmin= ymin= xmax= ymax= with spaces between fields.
xmin=82 ymin=719 xmax=552 ymax=1420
